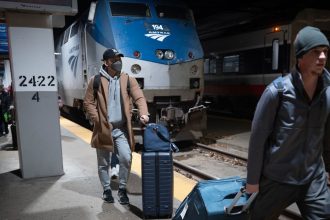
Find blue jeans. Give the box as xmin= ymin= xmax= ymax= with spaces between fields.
xmin=111 ymin=153 xmax=119 ymax=169
xmin=96 ymin=128 xmax=132 ymax=190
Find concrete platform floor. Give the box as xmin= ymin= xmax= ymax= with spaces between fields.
xmin=0 ymin=119 xmax=194 ymax=220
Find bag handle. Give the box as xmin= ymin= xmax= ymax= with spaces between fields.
xmin=171 ymin=142 xmax=179 ymax=153
xmin=152 ymin=125 xmax=179 ymax=152
xmin=152 ymin=126 xmax=170 ymax=143
xmin=225 ymin=187 xmax=258 ymax=215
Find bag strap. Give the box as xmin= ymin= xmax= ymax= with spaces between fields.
xmin=127 ymin=74 xmax=130 ymax=96
xmin=153 ymin=126 xmax=170 ymax=143
xmin=269 ymin=76 xmax=285 ymax=141
xmin=273 ymin=76 xmax=284 ymax=122
xmin=151 ymin=125 xmax=180 ymax=152
xmin=93 ymin=74 xmax=101 ymax=101
xmin=225 ymin=187 xmax=258 ymax=215
xmin=273 ymin=76 xmax=284 ymax=109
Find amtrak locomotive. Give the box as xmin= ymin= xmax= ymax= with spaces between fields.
xmin=55 ymin=0 xmax=206 ymax=142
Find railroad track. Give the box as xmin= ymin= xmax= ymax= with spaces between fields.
xmin=173 ymin=141 xmax=246 ymax=181
xmin=196 ymin=142 xmax=247 ymax=161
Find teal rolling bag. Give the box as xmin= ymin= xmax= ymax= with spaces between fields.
xmin=173 ymin=176 xmax=257 ymax=220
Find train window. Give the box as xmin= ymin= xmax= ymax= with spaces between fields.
xmin=0 ymin=23 xmax=8 ymax=54
xmin=156 ymin=5 xmax=192 ymax=21
xmin=63 ymin=28 xmax=70 ymax=44
xmin=204 ymin=57 xmax=218 ymax=74
xmin=323 ymin=31 xmax=330 ymax=70
xmin=210 ymin=59 xmax=218 ymax=74
xmin=223 ymin=55 xmax=239 ymax=73
xmin=272 ymin=39 xmax=279 ymax=70
xmin=204 ymin=59 xmax=210 ymax=74
xmin=70 ymin=22 xmax=79 ymax=38
xmin=110 ymin=2 xmax=150 ymax=17
xmin=217 ymin=45 xmax=287 ymax=75
xmin=55 ymin=34 xmax=63 ymax=48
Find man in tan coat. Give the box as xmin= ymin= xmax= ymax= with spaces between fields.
xmin=84 ymin=48 xmax=149 ymax=204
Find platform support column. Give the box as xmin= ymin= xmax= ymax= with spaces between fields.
xmin=6 ymin=12 xmax=63 ymax=179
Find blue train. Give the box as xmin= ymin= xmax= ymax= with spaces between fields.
xmin=55 ymin=0 xmax=206 ymax=142
xmin=0 ymin=22 xmax=11 ymax=88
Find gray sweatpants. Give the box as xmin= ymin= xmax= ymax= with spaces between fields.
xmin=250 ymin=172 xmax=330 ymax=220
xmin=96 ymin=128 xmax=132 ymax=191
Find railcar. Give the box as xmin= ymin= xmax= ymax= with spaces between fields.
xmin=202 ymin=9 xmax=330 ymax=118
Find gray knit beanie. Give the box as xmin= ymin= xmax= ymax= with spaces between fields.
xmin=294 ymin=26 xmax=329 ymax=57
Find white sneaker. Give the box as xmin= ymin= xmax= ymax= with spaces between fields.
xmin=110 ymin=164 xmax=119 ymax=179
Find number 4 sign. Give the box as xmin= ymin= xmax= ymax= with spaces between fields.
xmin=32 ymin=92 xmax=40 ymax=102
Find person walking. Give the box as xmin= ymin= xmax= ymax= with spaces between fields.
xmin=84 ymin=48 xmax=149 ymax=204
xmin=0 ymin=85 xmax=10 ymax=136
xmin=246 ymin=26 xmax=330 ymax=219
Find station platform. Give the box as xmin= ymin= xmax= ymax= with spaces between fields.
xmin=0 ymin=118 xmax=197 ymax=219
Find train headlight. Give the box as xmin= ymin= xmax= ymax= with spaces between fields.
xmin=155 ymin=49 xmax=174 ymax=60
xmin=155 ymin=50 xmax=164 ymax=59
xmin=131 ymin=64 xmax=141 ymax=74
xmin=190 ymin=78 xmax=200 ymax=89
xmin=164 ymin=50 xmax=174 ymax=59
xmin=190 ymin=65 xmax=198 ymax=75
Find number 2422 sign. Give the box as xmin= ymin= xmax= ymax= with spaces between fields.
xmin=15 ymin=74 xmax=57 ymax=92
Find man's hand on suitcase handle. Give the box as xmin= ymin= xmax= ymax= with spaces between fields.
xmin=246 ymin=183 xmax=259 ymax=194
xmin=140 ymin=115 xmax=149 ymax=125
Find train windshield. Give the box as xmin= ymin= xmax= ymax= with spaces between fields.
xmin=110 ymin=2 xmax=150 ymax=17
xmin=155 ymin=5 xmax=192 ymax=21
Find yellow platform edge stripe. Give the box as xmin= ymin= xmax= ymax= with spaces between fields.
xmin=60 ymin=117 xmax=197 ymax=201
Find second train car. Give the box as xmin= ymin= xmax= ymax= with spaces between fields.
xmin=202 ymin=8 xmax=330 ymax=118
xmin=55 ymin=0 xmax=206 ymax=143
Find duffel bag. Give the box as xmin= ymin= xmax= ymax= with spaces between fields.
xmin=173 ymin=176 xmax=258 ymax=220
xmin=143 ymin=123 xmax=178 ymax=152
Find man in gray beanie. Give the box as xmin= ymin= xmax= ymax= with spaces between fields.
xmin=246 ymin=26 xmax=330 ymax=219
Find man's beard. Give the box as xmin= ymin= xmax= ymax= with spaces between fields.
xmin=311 ymin=69 xmax=323 ymax=76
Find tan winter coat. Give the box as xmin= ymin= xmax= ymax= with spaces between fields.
xmin=83 ymin=72 xmax=148 ymax=152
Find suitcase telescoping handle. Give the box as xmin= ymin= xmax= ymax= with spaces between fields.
xmin=225 ymin=187 xmax=258 ymax=215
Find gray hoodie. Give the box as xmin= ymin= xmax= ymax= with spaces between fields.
xmin=99 ymin=67 xmax=125 ymax=128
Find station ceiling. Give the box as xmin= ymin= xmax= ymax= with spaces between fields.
xmin=186 ymin=1 xmax=330 ymax=41
xmin=61 ymin=0 xmax=330 ymax=42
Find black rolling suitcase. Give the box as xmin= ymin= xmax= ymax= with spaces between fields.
xmin=142 ymin=151 xmax=173 ymax=219
xmin=142 ymin=123 xmax=178 ymax=219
